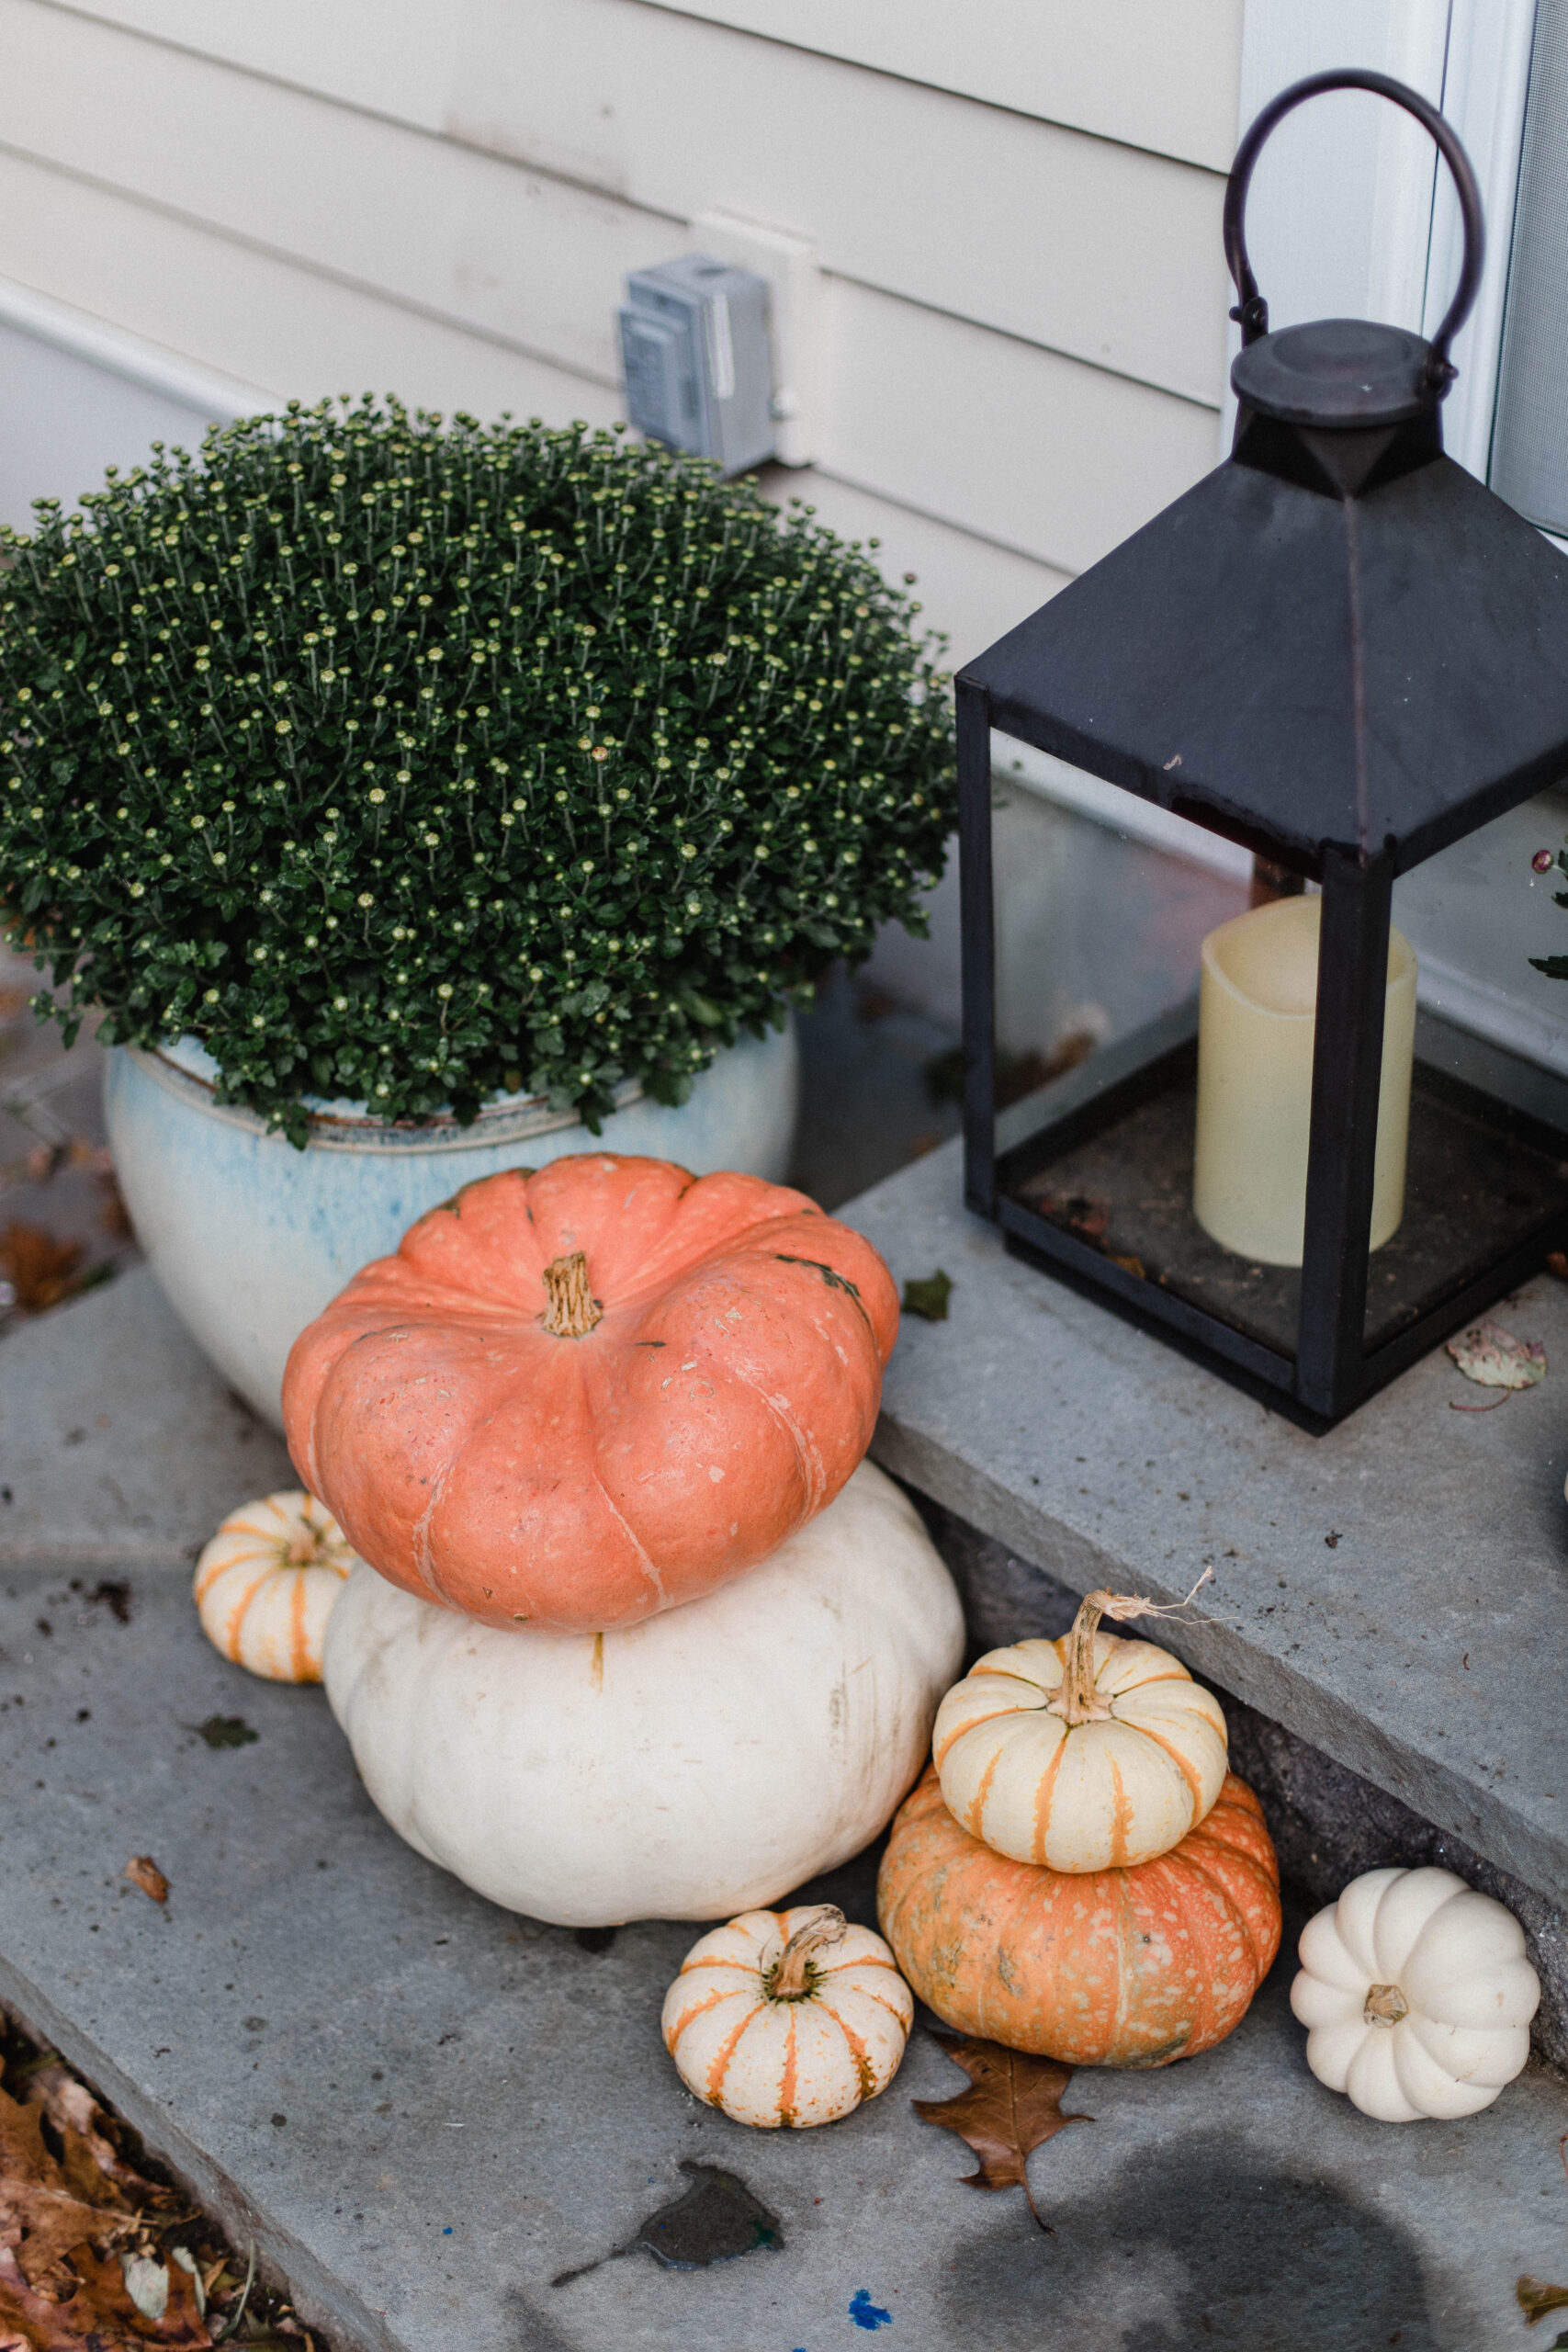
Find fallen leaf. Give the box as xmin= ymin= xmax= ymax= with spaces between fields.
xmin=912 ymin=2031 xmax=1091 ymax=2231
xmin=1518 ymin=2274 xmax=1568 ymax=2324
xmin=1036 ymin=1192 xmax=1110 ymax=1245
xmin=0 ymin=2174 xmax=120 ymax=2286
xmin=1447 ymin=1319 xmax=1546 ymax=1392
xmin=120 ymin=2255 xmax=167 ymax=2322
xmin=195 ymin=1717 xmax=256 ymax=1751
xmin=123 ymin=1859 xmax=168 ymax=1906
xmin=22 ymin=2069 xmax=159 ymax=2206
xmin=0 ymin=1227 xmax=85 ymax=1316
xmin=0 ymin=2240 xmax=209 ymax=2347
xmin=0 ymin=2085 xmax=119 ymax=2286
xmin=901 ymin=1270 xmax=953 ymax=1323
xmin=0 ymin=2037 xmax=267 ymax=2349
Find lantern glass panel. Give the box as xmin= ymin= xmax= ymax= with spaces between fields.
xmin=987 ymin=737 xmax=1247 ymax=1101
xmin=983 ymin=733 xmax=1568 ymax=1389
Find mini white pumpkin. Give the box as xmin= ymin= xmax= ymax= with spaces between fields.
xmin=194 ymin=1490 xmax=357 ymax=1682
xmin=1291 ymin=1865 xmax=1540 ymax=2121
xmin=322 ymin=1459 xmax=964 ymax=1927
xmin=662 ymin=1905 xmax=913 ymax=2128
xmin=931 ymin=1589 xmax=1228 ymax=1871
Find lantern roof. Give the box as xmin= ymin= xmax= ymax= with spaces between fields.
xmin=961 ymin=64 xmax=1568 ymax=882
xmin=960 ymin=425 xmax=1568 ymax=878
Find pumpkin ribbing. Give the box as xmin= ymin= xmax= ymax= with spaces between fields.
xmin=285 ymin=1153 xmax=901 ymax=1633
xmin=878 ymin=1766 xmax=1280 ymax=2067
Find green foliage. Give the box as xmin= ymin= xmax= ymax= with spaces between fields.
xmin=0 ymin=397 xmax=954 ymax=1143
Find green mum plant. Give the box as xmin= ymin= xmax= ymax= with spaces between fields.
xmin=0 ymin=397 xmax=954 ymax=1145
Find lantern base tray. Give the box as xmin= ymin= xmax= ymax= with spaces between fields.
xmin=989 ymin=1004 xmax=1568 ymax=1404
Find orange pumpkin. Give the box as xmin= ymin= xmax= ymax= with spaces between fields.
xmin=877 ymin=1766 xmax=1280 ymax=2068
xmin=283 ymin=1153 xmax=898 ymax=1633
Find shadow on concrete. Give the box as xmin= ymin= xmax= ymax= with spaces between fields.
xmin=940 ymin=2137 xmax=1441 ymax=2349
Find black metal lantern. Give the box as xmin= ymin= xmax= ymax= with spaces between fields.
xmin=958 ymin=69 xmax=1568 ymax=1428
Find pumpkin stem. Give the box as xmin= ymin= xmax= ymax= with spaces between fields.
xmin=1045 ymin=1591 xmax=1120 ymax=1725
xmin=541 ymin=1250 xmax=603 ymax=1339
xmin=1045 ymin=1570 xmax=1214 ymax=1727
xmin=768 ymin=1905 xmax=847 ymax=2001
xmin=1364 ymin=1981 xmax=1410 ymax=2028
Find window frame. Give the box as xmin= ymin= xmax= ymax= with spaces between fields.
xmin=1230 ymin=0 xmax=1537 ymax=480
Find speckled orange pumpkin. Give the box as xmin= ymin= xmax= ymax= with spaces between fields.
xmin=283 ymin=1153 xmax=898 ymax=1633
xmin=877 ymin=1766 xmax=1280 ymax=2067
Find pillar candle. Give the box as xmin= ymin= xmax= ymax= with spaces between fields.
xmin=1192 ymin=894 xmax=1416 ymax=1267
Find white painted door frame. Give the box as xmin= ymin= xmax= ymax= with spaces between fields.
xmin=1230 ymin=0 xmax=1537 ymax=479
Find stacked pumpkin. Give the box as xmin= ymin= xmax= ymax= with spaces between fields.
xmin=273 ymin=1152 xmax=964 ymax=1928
xmin=878 ymin=1589 xmax=1283 ymax=2067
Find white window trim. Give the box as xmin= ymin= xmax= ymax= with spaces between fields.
xmin=1229 ymin=0 xmax=1537 ymax=480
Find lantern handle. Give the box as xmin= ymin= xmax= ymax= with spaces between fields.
xmin=1224 ymin=68 xmax=1484 ymax=399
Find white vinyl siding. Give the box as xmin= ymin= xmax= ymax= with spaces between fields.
xmin=0 ymin=0 xmax=1238 ymax=653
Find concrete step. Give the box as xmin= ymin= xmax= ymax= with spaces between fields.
xmin=842 ymin=1137 xmax=1568 ymax=1919
xmin=3 ymin=1270 xmax=1567 ymax=2350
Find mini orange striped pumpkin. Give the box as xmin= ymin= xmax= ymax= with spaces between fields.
xmin=194 ymin=1490 xmax=357 ymax=1682
xmin=878 ymin=1766 xmax=1280 ymax=2068
xmin=661 ymin=1905 xmax=913 ymax=2127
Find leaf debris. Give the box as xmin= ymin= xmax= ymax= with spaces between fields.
xmin=0 ymin=2014 xmax=330 ymax=2347
xmin=1447 ymin=1319 xmax=1546 ymax=1409
xmin=123 ymin=1858 xmax=169 ymax=1906
xmin=0 ymin=1223 xmax=86 ymax=1315
xmin=1518 ymin=2273 xmax=1568 ymax=2324
xmin=912 ymin=2031 xmax=1091 ymax=2232
xmin=901 ymin=1270 xmax=953 ymax=1323
xmin=194 ymin=1717 xmax=257 ymax=1751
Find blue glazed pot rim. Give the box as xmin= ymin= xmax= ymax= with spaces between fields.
xmin=130 ymin=1036 xmax=647 ymax=1156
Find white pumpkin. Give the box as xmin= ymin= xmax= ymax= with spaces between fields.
xmin=931 ymin=1589 xmax=1228 ymax=1871
xmin=662 ymin=1904 xmax=912 ymax=2127
xmin=194 ymin=1490 xmax=357 ymax=1682
xmin=1291 ymin=1866 xmax=1540 ymax=2121
xmin=321 ymin=1460 xmax=964 ymax=1927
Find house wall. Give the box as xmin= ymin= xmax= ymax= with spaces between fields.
xmin=0 ymin=0 xmax=1242 ymax=662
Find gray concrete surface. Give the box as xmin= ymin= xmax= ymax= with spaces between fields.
xmin=843 ymin=1137 xmax=1568 ymax=1917
xmin=5 ymin=1272 xmax=1568 ymax=2347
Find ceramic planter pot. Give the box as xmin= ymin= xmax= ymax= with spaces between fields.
xmin=105 ymin=1019 xmax=798 ymax=1430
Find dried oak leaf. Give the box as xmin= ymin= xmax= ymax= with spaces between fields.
xmin=0 ymin=2177 xmax=118 ymax=2287
xmin=0 ymin=1227 xmax=85 ymax=1316
xmin=1447 ymin=1319 xmax=1546 ymax=1392
xmin=123 ymin=1859 xmax=168 ymax=1907
xmin=1519 ymin=2273 xmax=1568 ymax=2324
xmin=0 ymin=2084 xmax=134 ymax=2288
xmin=912 ymin=2030 xmax=1091 ymax=2231
xmin=22 ymin=2069 xmax=158 ymax=2208
xmin=0 ymin=2241 xmax=208 ymax=2349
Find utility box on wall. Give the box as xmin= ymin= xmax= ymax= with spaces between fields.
xmin=618 ymin=256 xmax=773 ymax=476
